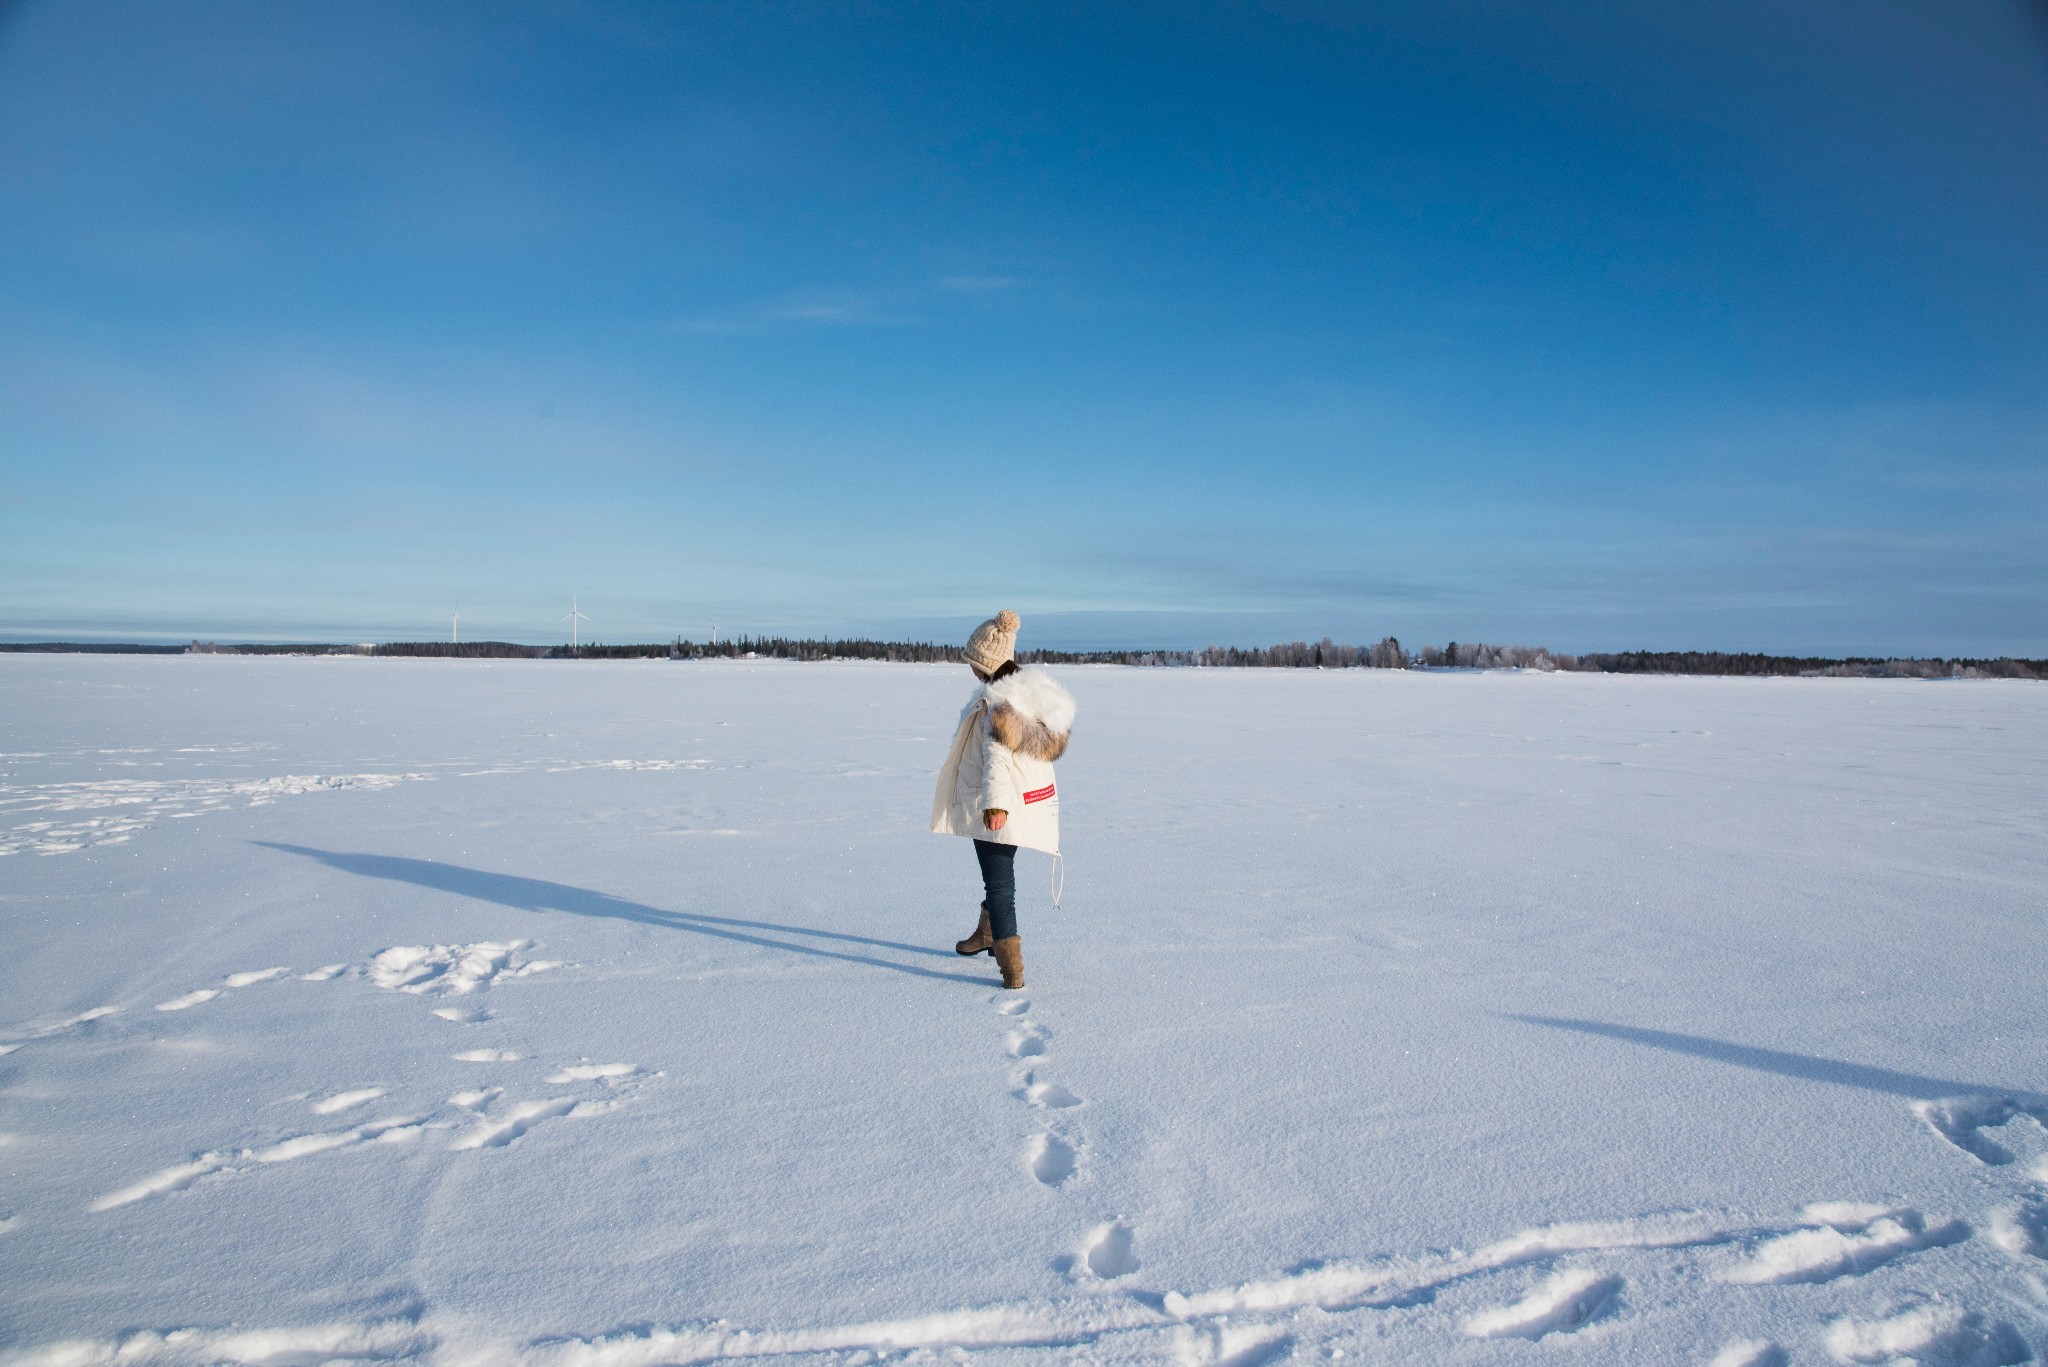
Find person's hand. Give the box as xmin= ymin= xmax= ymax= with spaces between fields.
xmin=984 ymin=808 xmax=1009 ymax=831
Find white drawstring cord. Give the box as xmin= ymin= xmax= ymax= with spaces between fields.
xmin=1050 ymin=851 xmax=1065 ymax=913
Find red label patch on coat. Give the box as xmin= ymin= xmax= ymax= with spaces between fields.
xmin=1023 ymin=784 xmax=1056 ymax=805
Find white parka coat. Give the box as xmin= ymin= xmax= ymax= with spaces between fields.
xmin=931 ymin=666 xmax=1075 ymax=856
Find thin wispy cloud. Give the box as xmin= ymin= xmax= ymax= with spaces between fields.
xmin=671 ymin=274 xmax=1028 ymax=333
xmin=670 ymin=289 xmax=919 ymax=334
xmin=935 ymin=274 xmax=1023 ymax=294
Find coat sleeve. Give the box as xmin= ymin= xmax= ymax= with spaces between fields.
xmin=932 ymin=708 xmax=976 ymax=834
xmin=978 ymin=715 xmax=1024 ymax=814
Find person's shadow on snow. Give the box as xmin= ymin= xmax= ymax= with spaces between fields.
xmin=1511 ymin=1014 xmax=2048 ymax=1164
xmin=254 ymin=842 xmax=994 ymax=987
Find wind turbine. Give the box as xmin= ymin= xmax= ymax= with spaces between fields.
xmin=562 ymin=597 xmax=591 ymax=650
xmin=451 ymin=609 xmax=459 ymax=644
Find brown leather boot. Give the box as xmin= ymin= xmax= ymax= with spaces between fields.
xmin=992 ymin=936 xmax=1024 ymax=989
xmin=955 ymin=904 xmax=993 ymax=957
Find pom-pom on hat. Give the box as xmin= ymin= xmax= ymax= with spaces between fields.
xmin=964 ymin=609 xmax=1021 ymax=674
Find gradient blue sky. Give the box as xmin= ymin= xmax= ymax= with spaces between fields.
xmin=2 ymin=1 xmax=2044 ymax=653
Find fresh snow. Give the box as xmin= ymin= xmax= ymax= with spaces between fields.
xmin=0 ymin=653 xmax=2044 ymax=1364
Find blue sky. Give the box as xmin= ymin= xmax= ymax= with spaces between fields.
xmin=2 ymin=1 xmax=2044 ymax=653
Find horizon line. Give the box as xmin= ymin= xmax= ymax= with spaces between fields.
xmin=2 ymin=636 xmax=2044 ymax=668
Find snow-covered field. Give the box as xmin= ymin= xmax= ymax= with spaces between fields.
xmin=2 ymin=655 xmax=2044 ymax=1366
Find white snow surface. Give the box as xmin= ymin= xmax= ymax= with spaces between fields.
xmin=1 ymin=654 xmax=2044 ymax=1364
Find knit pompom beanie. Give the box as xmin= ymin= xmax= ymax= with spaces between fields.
xmin=963 ymin=609 xmax=1020 ymax=674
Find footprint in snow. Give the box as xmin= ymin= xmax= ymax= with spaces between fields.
xmin=450 ymin=1098 xmax=579 ymax=1150
xmin=1082 ymin=1221 xmax=1139 ymax=1278
xmin=1989 ymin=1197 xmax=2048 ymax=1260
xmin=452 ymin=1049 xmax=523 ymax=1063
xmin=1824 ymin=1300 xmax=2028 ymax=1366
xmin=1462 ymin=1268 xmax=1621 ymax=1340
xmin=367 ymin=940 xmax=557 ymax=996
xmin=1028 ymin=1133 xmax=1078 ymax=1187
xmin=1171 ymin=1325 xmax=1292 ymax=1367
xmin=1720 ymin=1203 xmax=1966 ymax=1285
xmin=311 ymin=1088 xmax=386 ymax=1115
xmin=153 ymin=967 xmax=291 ymax=1011
xmin=2 ymin=1005 xmax=121 ymax=1048
xmin=1915 ymin=1095 xmax=2047 ymax=1166
xmin=1708 ymin=1341 xmax=1786 ymax=1367
xmin=1006 ymin=1027 xmax=1048 ymax=1059
xmin=546 ymin=1063 xmax=637 ymax=1084
xmin=154 ymin=989 xmax=221 ymax=1012
xmin=994 ymin=996 xmax=1030 ymax=1016
xmin=1024 ymin=1079 xmax=1082 ymax=1109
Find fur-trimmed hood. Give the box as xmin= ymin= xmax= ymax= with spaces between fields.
xmin=934 ymin=664 xmax=1071 ymax=853
xmin=974 ymin=666 xmax=1076 ymax=762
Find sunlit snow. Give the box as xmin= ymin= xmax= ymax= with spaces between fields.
xmin=2 ymin=654 xmax=2043 ymax=1364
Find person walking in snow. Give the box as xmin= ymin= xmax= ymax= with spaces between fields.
xmin=932 ymin=609 xmax=1075 ymax=989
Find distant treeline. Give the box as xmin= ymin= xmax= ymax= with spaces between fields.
xmin=0 ymin=641 xmax=188 ymax=654
xmin=187 ymin=641 xmax=367 ymax=655
xmin=390 ymin=635 xmax=2048 ymax=678
xmin=370 ymin=641 xmax=547 ymax=658
xmin=1578 ymin=650 xmax=2048 ymax=679
xmin=4 ymin=637 xmax=2043 ymax=679
xmin=539 ymin=636 xmax=1146 ymax=664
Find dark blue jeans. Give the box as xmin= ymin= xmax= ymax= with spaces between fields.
xmin=974 ymin=839 xmax=1019 ymax=940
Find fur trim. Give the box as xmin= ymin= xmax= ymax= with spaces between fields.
xmin=982 ymin=666 xmax=1075 ymax=761
xmin=990 ymin=701 xmax=1068 ymax=761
